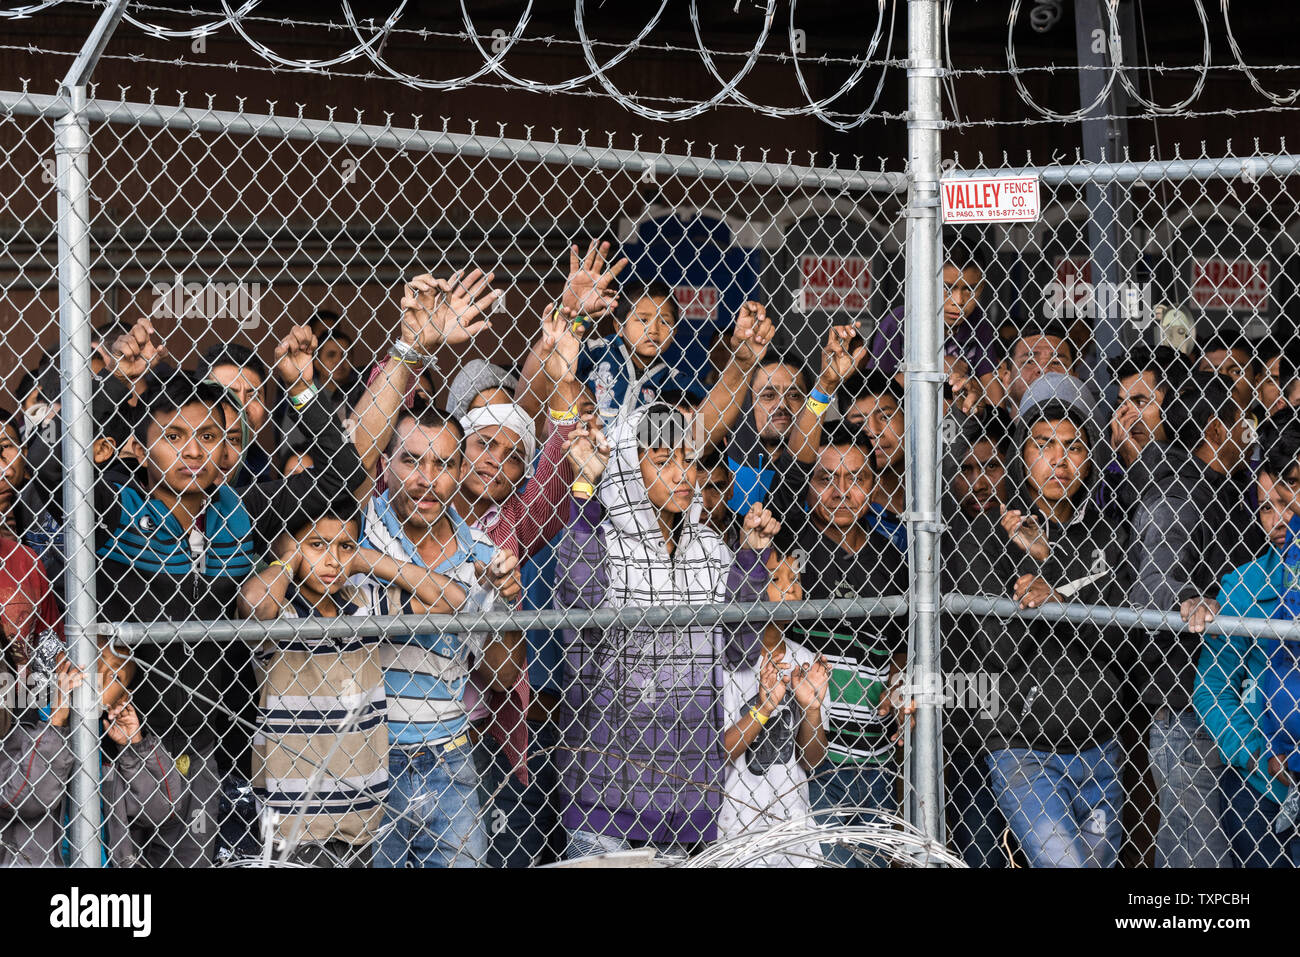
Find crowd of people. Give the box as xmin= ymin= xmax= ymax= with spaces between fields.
xmin=1 ymin=229 xmax=1299 ymax=868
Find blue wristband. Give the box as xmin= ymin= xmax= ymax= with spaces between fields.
xmin=810 ymin=388 xmax=833 ymax=405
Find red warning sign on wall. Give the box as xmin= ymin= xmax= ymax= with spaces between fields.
xmin=796 ymin=255 xmax=871 ymax=313
xmin=673 ymin=285 xmax=720 ymax=321
xmin=1189 ymin=257 xmax=1270 ymax=312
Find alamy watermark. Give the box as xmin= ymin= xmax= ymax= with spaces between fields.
xmin=891 ymin=668 xmax=1003 ymax=719
xmin=1042 ymin=278 xmax=1157 ymax=329
xmin=150 ymin=273 xmax=262 ymax=329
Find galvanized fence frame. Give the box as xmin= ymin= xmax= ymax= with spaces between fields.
xmin=17 ymin=0 xmax=1300 ymax=867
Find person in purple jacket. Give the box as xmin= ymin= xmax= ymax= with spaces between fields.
xmin=554 ymin=404 xmax=780 ymax=859
xmin=866 ymin=227 xmax=998 ymax=414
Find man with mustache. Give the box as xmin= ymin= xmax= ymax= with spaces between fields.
xmin=723 ymin=354 xmax=808 ymax=516
xmin=953 ymin=420 xmax=1009 ymax=520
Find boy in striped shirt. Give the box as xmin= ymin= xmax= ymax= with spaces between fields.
xmin=239 ymin=498 xmax=472 ymax=865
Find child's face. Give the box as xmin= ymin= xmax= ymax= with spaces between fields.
xmin=145 ymin=403 xmax=225 ymax=496
xmin=810 ymin=443 xmax=872 ymax=528
xmin=293 ymin=518 xmax=360 ymax=597
xmin=943 ymin=263 xmax=983 ymax=326
xmin=620 ymin=295 xmax=675 ymax=363
xmin=1023 ymin=418 xmax=1090 ymax=504
xmin=693 ymin=462 xmax=733 ymax=534
xmin=0 ymin=423 xmax=28 ymax=518
xmin=97 ymin=643 xmax=135 ymax=712
xmin=640 ymin=445 xmax=694 ymax=514
xmin=765 ymin=552 xmax=803 ymax=603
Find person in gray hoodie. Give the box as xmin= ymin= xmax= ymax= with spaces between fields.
xmin=0 ymin=656 xmax=73 ymax=866
xmin=1127 ymin=369 xmax=1257 ymax=867
xmin=1 ymin=637 xmax=189 ymax=867
xmin=966 ymin=372 xmax=1136 ymax=867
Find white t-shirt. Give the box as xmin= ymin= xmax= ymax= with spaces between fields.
xmin=720 ymin=638 xmax=829 ymax=868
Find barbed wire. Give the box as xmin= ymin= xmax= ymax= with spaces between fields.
xmin=4 ymin=0 xmax=1299 ymax=127
xmin=678 ymin=808 xmax=967 ymax=868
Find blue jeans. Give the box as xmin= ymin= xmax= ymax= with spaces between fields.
xmin=474 ymin=719 xmax=566 ymax=868
xmin=946 ymin=754 xmax=1005 ymax=868
xmin=374 ymin=741 xmax=485 ymax=868
xmin=808 ymin=760 xmax=898 ymax=868
xmin=986 ymin=741 xmax=1122 ymax=868
xmin=1149 ymin=709 xmax=1230 ymax=868
xmin=1220 ymin=767 xmax=1300 ymax=868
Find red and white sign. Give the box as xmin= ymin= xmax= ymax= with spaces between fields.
xmin=1189 ymin=257 xmax=1270 ymax=312
xmin=673 ymin=285 xmax=719 ymax=321
xmin=941 ymin=175 xmax=1040 ymax=223
xmin=796 ymin=255 xmax=871 ymax=313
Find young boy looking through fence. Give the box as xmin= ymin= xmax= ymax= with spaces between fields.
xmin=239 ymin=499 xmax=475 ymax=865
xmin=720 ymin=548 xmax=830 ymax=867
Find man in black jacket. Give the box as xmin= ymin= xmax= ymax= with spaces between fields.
xmin=974 ymin=373 xmax=1135 ymax=867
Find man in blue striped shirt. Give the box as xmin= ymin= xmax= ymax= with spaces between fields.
xmin=361 ymin=405 xmax=521 ymax=868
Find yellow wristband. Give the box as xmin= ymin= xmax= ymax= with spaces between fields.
xmin=550 ymin=406 xmax=580 ymax=423
xmin=749 ymin=706 xmax=769 ymax=727
xmin=572 ymin=481 xmax=596 ymax=500
xmin=269 ymin=560 xmax=288 ymax=569
xmin=805 ymin=396 xmax=830 ymax=416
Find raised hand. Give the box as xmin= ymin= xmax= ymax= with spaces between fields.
xmin=728 ymin=301 xmax=776 ymax=365
xmin=999 ymin=504 xmax=1051 ymax=561
xmin=540 ymin=302 xmax=584 ymax=384
xmin=757 ymin=647 xmax=789 ymax=716
xmin=103 ymin=701 xmax=144 ymax=746
xmin=476 ymin=549 xmax=521 ymax=606
xmin=789 ymin=655 xmax=830 ymax=711
xmin=563 ymin=240 xmax=628 ymax=320
xmin=818 ymin=321 xmax=868 ymax=392
xmin=273 ymin=324 xmax=317 ymax=396
xmin=399 ymin=268 xmax=502 ymax=352
xmin=101 ymin=318 xmax=168 ymax=382
xmin=562 ymin=413 xmax=612 ymax=487
xmin=742 ymin=503 xmax=781 ymax=552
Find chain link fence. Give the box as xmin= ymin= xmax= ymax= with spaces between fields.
xmin=932 ymin=147 xmax=1300 ymax=869
xmin=2 ymin=1 xmax=1300 ymax=869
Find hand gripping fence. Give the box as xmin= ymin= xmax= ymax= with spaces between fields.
xmin=2 ymin=1 xmax=1300 ymax=870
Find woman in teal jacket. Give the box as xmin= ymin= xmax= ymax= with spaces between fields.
xmin=1194 ymin=445 xmax=1300 ymax=867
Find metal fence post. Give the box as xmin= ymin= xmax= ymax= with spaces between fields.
xmin=904 ymin=0 xmax=944 ymax=844
xmin=54 ymin=86 xmax=103 ymax=869
xmin=53 ymin=0 xmax=127 ymax=870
